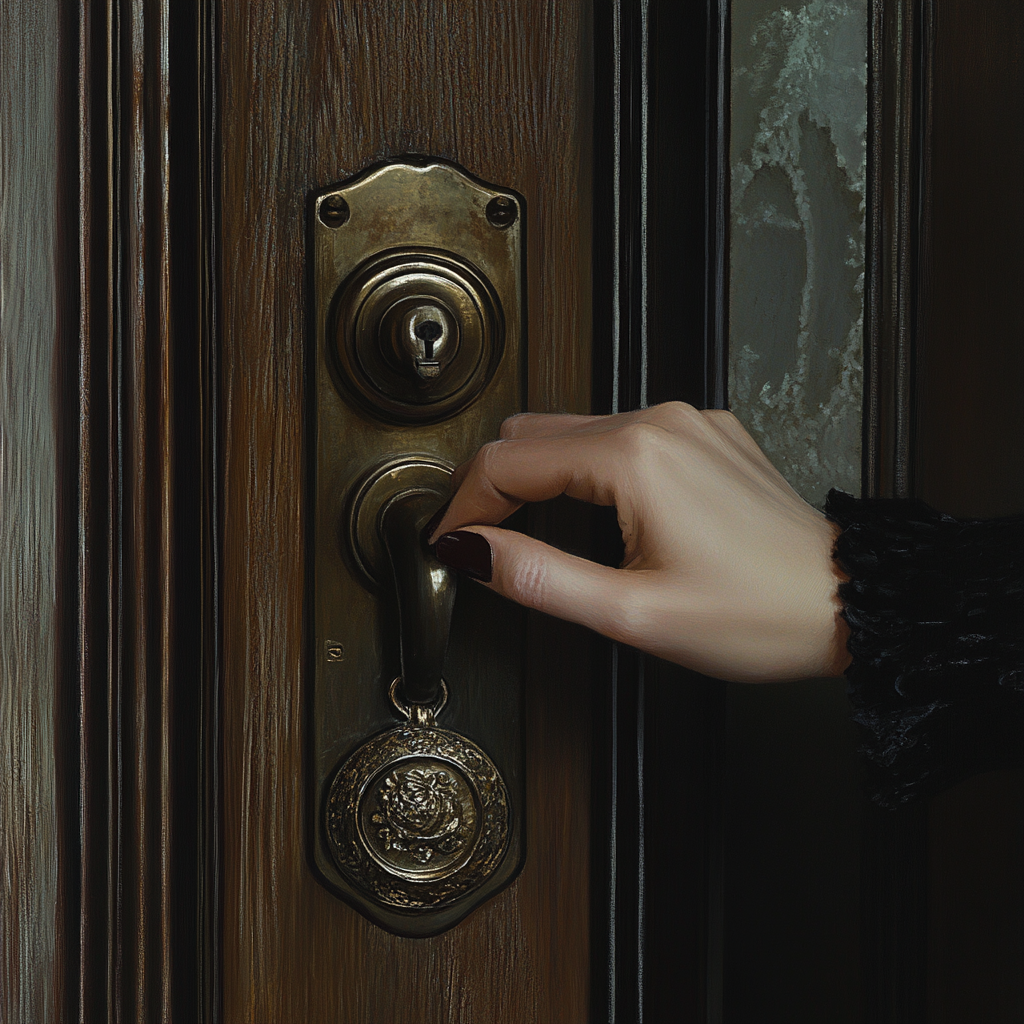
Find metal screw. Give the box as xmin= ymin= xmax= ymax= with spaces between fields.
xmin=319 ymin=195 xmax=350 ymax=227
xmin=486 ymin=195 xmax=518 ymax=229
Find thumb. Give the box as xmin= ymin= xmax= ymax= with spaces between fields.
xmin=434 ymin=526 xmax=642 ymax=642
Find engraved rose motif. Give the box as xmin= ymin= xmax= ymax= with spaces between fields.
xmin=372 ymin=765 xmax=468 ymax=864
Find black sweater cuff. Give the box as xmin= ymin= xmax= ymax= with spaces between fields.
xmin=825 ymin=489 xmax=1024 ymax=806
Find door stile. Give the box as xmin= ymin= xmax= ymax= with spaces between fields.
xmin=862 ymin=2 xmax=935 ymax=1020
xmin=56 ymin=0 xmax=218 ymax=1020
xmin=590 ymin=3 xmax=730 ymax=1022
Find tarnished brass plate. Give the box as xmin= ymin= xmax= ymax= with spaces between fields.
xmin=310 ymin=159 xmax=525 ymax=936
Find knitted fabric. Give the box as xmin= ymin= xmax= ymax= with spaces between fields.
xmin=826 ymin=489 xmax=1024 ymax=806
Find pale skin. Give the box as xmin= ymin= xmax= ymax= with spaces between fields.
xmin=428 ymin=402 xmax=852 ymax=683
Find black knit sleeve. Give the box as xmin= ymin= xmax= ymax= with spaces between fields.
xmin=825 ymin=489 xmax=1024 ymax=807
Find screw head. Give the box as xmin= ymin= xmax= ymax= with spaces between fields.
xmin=320 ymin=195 xmax=350 ymax=227
xmin=486 ymin=195 xmax=518 ymax=229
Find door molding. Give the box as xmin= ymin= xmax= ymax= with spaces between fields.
xmin=55 ymin=0 xmax=219 ymax=1019
xmin=590 ymin=3 xmax=730 ymax=1022
xmin=863 ymin=2 xmax=935 ymax=1020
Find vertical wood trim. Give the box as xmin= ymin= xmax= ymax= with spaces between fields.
xmin=865 ymin=0 xmax=931 ymax=502
xmin=704 ymin=0 xmax=730 ymax=416
xmin=590 ymin=3 xmax=648 ymax=1018
xmin=701 ymin=9 xmax=729 ymax=1021
xmin=1 ymin=1 xmax=61 ymax=1020
xmin=591 ymin=3 xmax=729 ymax=1022
xmin=67 ymin=0 xmax=117 ymax=1016
xmin=196 ymin=2 xmax=222 ymax=1015
xmin=863 ymin=3 xmax=934 ymax=1021
xmin=56 ymin=0 xmax=217 ymax=1019
xmin=119 ymin=0 xmax=175 ymax=1012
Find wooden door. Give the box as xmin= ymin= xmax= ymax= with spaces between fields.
xmin=8 ymin=0 xmax=1024 ymax=1020
xmin=212 ymin=3 xmax=721 ymax=1020
xmin=217 ymin=3 xmax=595 ymax=1020
xmin=0 ymin=0 xmax=723 ymax=1021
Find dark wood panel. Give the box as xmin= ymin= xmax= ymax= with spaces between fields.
xmin=1 ymin=1 xmax=61 ymax=1020
xmin=218 ymin=2 xmax=593 ymax=1019
xmin=862 ymin=4 xmax=933 ymax=1019
xmin=49 ymin=0 xmax=216 ymax=1018
xmin=917 ymin=2 xmax=1024 ymax=1019
xmin=917 ymin=0 xmax=1024 ymax=519
xmin=590 ymin=3 xmax=728 ymax=1021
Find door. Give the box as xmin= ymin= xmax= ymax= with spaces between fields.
xmin=218 ymin=3 xmax=598 ymax=1019
xmin=8 ymin=0 xmax=1020 ymax=1021
xmin=1 ymin=1 xmax=725 ymax=1021
xmin=211 ymin=3 xmax=722 ymax=1020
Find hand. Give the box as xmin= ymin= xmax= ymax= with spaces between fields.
xmin=428 ymin=403 xmax=851 ymax=683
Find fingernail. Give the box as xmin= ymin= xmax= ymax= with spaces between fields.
xmin=422 ymin=498 xmax=453 ymax=546
xmin=434 ymin=531 xmax=493 ymax=583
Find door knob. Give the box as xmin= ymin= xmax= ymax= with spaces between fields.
xmin=310 ymin=159 xmax=526 ymax=936
xmin=325 ymin=460 xmax=511 ymax=919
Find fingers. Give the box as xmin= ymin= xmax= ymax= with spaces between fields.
xmin=429 ymin=403 xmax=727 ymax=543
xmin=436 ymin=525 xmax=648 ymax=643
xmin=429 ymin=432 xmax=624 ymax=542
xmin=499 ymin=413 xmax=604 ymax=439
xmin=498 ymin=412 xmax=637 ymax=440
xmin=498 ymin=409 xmax=654 ymax=440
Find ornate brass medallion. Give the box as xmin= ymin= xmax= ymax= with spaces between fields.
xmin=325 ymin=683 xmax=510 ymax=910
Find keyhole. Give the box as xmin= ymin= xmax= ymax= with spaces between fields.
xmin=415 ymin=319 xmax=444 ymax=358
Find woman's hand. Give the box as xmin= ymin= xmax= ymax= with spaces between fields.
xmin=427 ymin=403 xmax=851 ymax=683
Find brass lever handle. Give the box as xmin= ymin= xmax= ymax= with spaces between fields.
xmin=379 ymin=491 xmax=456 ymax=706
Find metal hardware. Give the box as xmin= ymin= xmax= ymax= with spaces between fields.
xmin=485 ymin=195 xmax=519 ymax=228
xmin=348 ymin=457 xmax=454 ymax=588
xmin=332 ymin=248 xmax=503 ymax=421
xmin=387 ymin=677 xmax=448 ymax=721
xmin=349 ymin=459 xmax=456 ymax=706
xmin=310 ymin=160 xmax=525 ymax=936
xmin=380 ymin=488 xmax=454 ymax=706
xmin=325 ymin=680 xmax=509 ymax=910
xmin=324 ymin=459 xmax=514 ymax=930
xmin=319 ymin=194 xmax=350 ymax=227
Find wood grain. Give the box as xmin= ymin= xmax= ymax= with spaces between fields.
xmin=47 ymin=1 xmax=215 ymax=1018
xmin=218 ymin=2 xmax=593 ymax=1020
xmin=1 ymin=1 xmax=61 ymax=1019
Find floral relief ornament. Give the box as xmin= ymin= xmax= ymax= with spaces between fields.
xmin=373 ymin=765 xmax=470 ymax=864
xmin=325 ymin=720 xmax=510 ymax=909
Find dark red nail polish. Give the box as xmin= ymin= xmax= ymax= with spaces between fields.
xmin=434 ymin=531 xmax=493 ymax=583
xmin=421 ymin=497 xmax=453 ymax=546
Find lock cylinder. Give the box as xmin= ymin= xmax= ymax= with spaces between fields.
xmin=331 ymin=247 xmax=505 ymax=423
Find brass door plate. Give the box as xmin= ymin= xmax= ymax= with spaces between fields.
xmin=309 ymin=159 xmax=525 ymax=935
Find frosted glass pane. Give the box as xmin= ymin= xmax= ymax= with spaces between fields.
xmin=729 ymin=0 xmax=867 ymax=505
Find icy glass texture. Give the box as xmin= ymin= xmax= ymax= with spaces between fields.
xmin=729 ymin=0 xmax=867 ymax=505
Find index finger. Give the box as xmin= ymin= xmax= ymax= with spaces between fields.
xmin=428 ymin=432 xmax=626 ymax=542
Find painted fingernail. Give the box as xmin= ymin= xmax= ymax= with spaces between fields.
xmin=434 ymin=531 xmax=493 ymax=583
xmin=422 ymin=498 xmax=453 ymax=546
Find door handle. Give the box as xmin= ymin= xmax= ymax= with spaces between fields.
xmin=309 ymin=160 xmax=526 ymax=936
xmin=380 ymin=488 xmax=454 ymax=708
